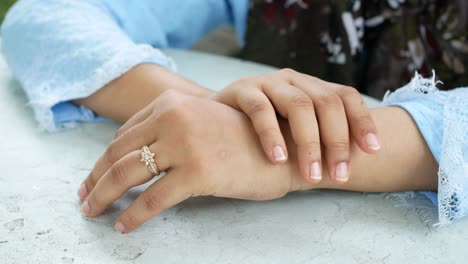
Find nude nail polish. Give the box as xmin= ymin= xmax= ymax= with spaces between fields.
xmin=335 ymin=162 xmax=349 ymax=182
xmin=77 ymin=183 xmax=87 ymax=200
xmin=310 ymin=162 xmax=322 ymax=181
xmin=115 ymin=222 xmax=126 ymax=233
xmin=81 ymin=201 xmax=90 ymax=215
xmin=273 ymin=145 xmax=287 ymax=161
xmin=365 ymin=133 xmax=381 ymax=151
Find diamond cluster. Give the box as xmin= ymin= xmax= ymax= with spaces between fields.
xmin=141 ymin=146 xmax=159 ymax=175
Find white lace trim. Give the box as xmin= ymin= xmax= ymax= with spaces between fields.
xmin=381 ymin=71 xmax=468 ymax=227
xmin=382 ymin=70 xmax=443 ymax=103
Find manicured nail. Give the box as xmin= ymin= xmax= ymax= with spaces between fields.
xmin=365 ymin=133 xmax=381 ymax=151
xmin=77 ymin=183 xmax=87 ymax=200
xmin=335 ymin=162 xmax=349 ymax=182
xmin=273 ymin=145 xmax=287 ymax=162
xmin=115 ymin=222 xmax=126 ymax=233
xmin=81 ymin=201 xmax=90 ymax=215
xmin=309 ymin=162 xmax=322 ymax=181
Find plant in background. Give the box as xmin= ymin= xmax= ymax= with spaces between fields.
xmin=0 ymin=0 xmax=16 ymax=24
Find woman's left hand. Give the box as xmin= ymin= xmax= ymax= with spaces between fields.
xmin=213 ymin=69 xmax=381 ymax=185
xmin=78 ymin=90 xmax=303 ymax=233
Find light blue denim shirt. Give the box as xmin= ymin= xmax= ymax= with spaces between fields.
xmin=1 ymin=0 xmax=467 ymax=225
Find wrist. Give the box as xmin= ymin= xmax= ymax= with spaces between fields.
xmin=75 ymin=63 xmax=214 ymax=122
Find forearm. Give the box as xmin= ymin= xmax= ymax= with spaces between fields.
xmin=75 ymin=64 xmax=214 ymax=123
xmin=287 ymin=107 xmax=438 ymax=193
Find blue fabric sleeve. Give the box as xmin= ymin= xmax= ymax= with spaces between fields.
xmin=1 ymin=0 xmax=249 ymax=131
xmin=382 ymin=73 xmax=468 ymax=225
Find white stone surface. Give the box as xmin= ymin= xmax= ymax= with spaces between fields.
xmin=0 ymin=49 xmax=467 ymax=264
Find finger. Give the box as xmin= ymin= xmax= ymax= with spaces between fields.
xmin=305 ymin=77 xmax=381 ymax=154
xmin=114 ymin=169 xmax=193 ymax=233
xmin=222 ymin=83 xmax=288 ymax=164
xmin=262 ymin=81 xmax=322 ymax=183
xmin=335 ymin=85 xmax=381 ymax=153
xmin=313 ymin=90 xmax=350 ymax=184
xmin=114 ymin=102 xmax=153 ymax=140
xmin=81 ymin=143 xmax=170 ymax=218
xmin=78 ymin=115 xmax=160 ymax=201
xmin=289 ymin=75 xmax=352 ymax=184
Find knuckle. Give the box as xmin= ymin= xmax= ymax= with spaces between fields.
xmin=299 ymin=140 xmax=321 ymax=151
xmin=280 ymin=68 xmax=297 ymax=75
xmin=177 ymin=131 xmax=196 ymax=149
xmin=105 ymin=143 xmax=122 ymax=164
xmin=339 ymin=86 xmax=360 ymax=99
xmin=160 ymin=105 xmax=191 ymax=125
xmin=159 ymin=89 xmax=182 ymax=101
xmin=307 ymin=75 xmax=321 ymax=83
xmin=245 ymin=99 xmax=270 ymax=116
xmin=141 ymin=192 xmax=164 ymax=211
xmin=230 ymin=78 xmax=252 ymax=89
xmin=317 ymin=93 xmax=343 ymax=108
xmin=354 ymin=112 xmax=374 ymax=126
xmin=354 ymin=113 xmax=375 ymax=134
xmin=109 ymin=161 xmax=129 ymax=186
xmin=326 ymin=140 xmax=350 ymax=153
xmin=289 ymin=94 xmax=313 ymax=109
xmin=257 ymin=127 xmax=281 ymax=139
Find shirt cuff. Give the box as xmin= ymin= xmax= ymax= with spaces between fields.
xmin=47 ymin=54 xmax=176 ymax=131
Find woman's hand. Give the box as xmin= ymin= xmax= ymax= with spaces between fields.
xmin=213 ymin=69 xmax=381 ymax=184
xmin=77 ymin=90 xmax=439 ymax=233
xmin=78 ymin=90 xmax=300 ymax=233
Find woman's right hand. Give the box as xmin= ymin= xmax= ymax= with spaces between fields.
xmin=213 ymin=69 xmax=381 ymax=185
xmin=78 ymin=90 xmax=305 ymax=233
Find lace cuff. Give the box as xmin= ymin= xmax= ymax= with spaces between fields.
xmin=382 ymin=72 xmax=468 ymax=226
xmin=1 ymin=0 xmax=176 ymax=131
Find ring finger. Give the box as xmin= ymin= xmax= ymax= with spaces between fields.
xmin=81 ymin=142 xmax=171 ymax=218
xmin=78 ymin=117 xmax=162 ymax=201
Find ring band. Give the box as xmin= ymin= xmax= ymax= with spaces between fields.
xmin=140 ymin=146 xmax=160 ymax=176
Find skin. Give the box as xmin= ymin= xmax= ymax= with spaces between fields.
xmin=75 ymin=64 xmax=213 ymax=123
xmin=76 ymin=64 xmax=381 ymax=184
xmin=77 ymin=90 xmax=438 ymax=233
xmin=213 ymin=69 xmax=381 ymax=184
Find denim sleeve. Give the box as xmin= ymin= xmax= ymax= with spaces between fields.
xmin=382 ymin=73 xmax=468 ymax=226
xmin=0 ymin=0 xmax=249 ymax=131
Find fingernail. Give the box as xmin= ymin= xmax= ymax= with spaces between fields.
xmin=335 ymin=162 xmax=349 ymax=182
xmin=115 ymin=222 xmax=126 ymax=233
xmin=309 ymin=162 xmax=322 ymax=181
xmin=77 ymin=183 xmax=87 ymax=200
xmin=365 ymin=133 xmax=381 ymax=151
xmin=273 ymin=145 xmax=287 ymax=162
xmin=81 ymin=201 xmax=90 ymax=215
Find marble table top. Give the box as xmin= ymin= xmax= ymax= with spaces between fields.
xmin=0 ymin=49 xmax=467 ymax=264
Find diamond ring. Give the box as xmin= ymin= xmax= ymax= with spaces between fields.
xmin=140 ymin=146 xmax=160 ymax=176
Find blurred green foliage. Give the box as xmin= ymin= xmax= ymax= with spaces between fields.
xmin=0 ymin=0 xmax=16 ymax=24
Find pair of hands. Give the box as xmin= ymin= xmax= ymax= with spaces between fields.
xmin=77 ymin=69 xmax=380 ymax=233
